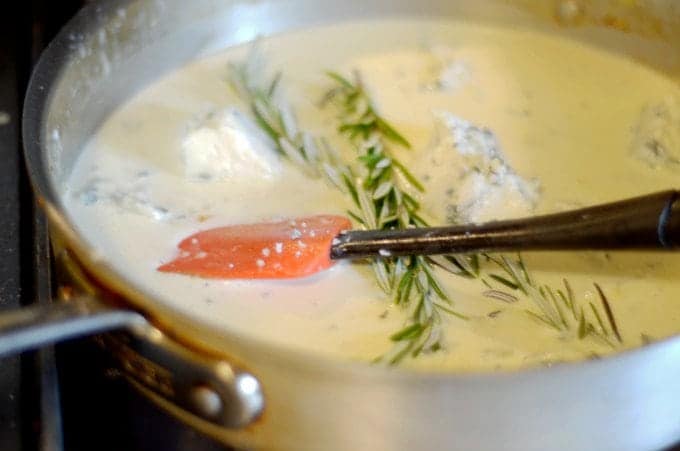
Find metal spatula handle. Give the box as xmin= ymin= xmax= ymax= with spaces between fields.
xmin=330 ymin=190 xmax=680 ymax=260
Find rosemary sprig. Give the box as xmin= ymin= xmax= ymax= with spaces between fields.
xmin=484 ymin=254 xmax=623 ymax=346
xmin=323 ymin=72 xmax=625 ymax=353
xmin=228 ymin=60 xmax=322 ymax=176
xmin=322 ymin=71 xmax=472 ymax=363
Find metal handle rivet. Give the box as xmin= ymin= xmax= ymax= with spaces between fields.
xmin=189 ymin=385 xmax=223 ymax=419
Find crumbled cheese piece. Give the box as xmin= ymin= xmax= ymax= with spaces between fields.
xmin=427 ymin=46 xmax=472 ymax=92
xmin=181 ymin=108 xmax=282 ymax=181
xmin=631 ymin=97 xmax=680 ymax=169
xmin=419 ymin=112 xmax=540 ymax=224
xmin=75 ymin=169 xmax=173 ymax=221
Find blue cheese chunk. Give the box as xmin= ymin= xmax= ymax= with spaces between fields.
xmin=428 ymin=45 xmax=472 ymax=92
xmin=181 ymin=108 xmax=282 ymax=181
xmin=420 ymin=112 xmax=540 ymax=224
xmin=631 ymin=97 xmax=680 ymax=170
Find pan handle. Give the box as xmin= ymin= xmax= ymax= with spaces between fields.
xmin=0 ymin=297 xmax=264 ymax=430
xmin=0 ymin=296 xmax=146 ymax=358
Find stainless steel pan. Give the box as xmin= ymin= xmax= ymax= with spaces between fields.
xmin=7 ymin=0 xmax=680 ymax=449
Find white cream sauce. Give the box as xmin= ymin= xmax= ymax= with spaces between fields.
xmin=64 ymin=19 xmax=680 ymax=372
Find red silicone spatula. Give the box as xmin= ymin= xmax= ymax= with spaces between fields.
xmin=158 ymin=215 xmax=352 ymax=279
xmin=158 ymin=190 xmax=680 ymax=280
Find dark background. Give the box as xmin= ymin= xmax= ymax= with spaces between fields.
xmin=0 ymin=2 xmax=81 ymax=450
